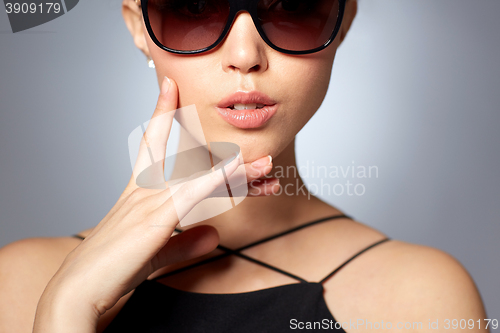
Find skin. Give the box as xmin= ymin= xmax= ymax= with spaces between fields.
xmin=0 ymin=0 xmax=489 ymax=332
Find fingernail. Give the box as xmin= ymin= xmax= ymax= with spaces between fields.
xmin=251 ymin=155 xmax=272 ymax=168
xmin=161 ymin=76 xmax=171 ymax=95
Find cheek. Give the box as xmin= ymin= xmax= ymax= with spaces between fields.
xmin=147 ymin=34 xmax=212 ymax=106
xmin=152 ymin=56 xmax=211 ymax=105
xmin=302 ymin=54 xmax=336 ymax=107
xmin=277 ymin=50 xmax=336 ymax=132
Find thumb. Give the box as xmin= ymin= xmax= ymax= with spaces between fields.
xmin=152 ymin=225 xmax=220 ymax=273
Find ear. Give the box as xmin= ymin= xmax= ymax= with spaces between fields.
xmin=122 ymin=0 xmax=151 ymax=58
xmin=339 ymin=0 xmax=358 ymax=45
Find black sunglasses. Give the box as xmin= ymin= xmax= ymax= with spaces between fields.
xmin=139 ymin=0 xmax=346 ymax=55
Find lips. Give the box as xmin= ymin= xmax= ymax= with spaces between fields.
xmin=216 ymin=91 xmax=278 ymax=129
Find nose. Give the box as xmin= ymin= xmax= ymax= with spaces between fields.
xmin=219 ymin=12 xmax=268 ymax=74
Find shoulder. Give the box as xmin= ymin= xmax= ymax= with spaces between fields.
xmin=371 ymin=240 xmax=484 ymax=308
xmin=0 ymin=236 xmax=82 ymax=333
xmin=0 ymin=236 xmax=81 ymax=277
xmin=325 ymin=239 xmax=487 ymax=332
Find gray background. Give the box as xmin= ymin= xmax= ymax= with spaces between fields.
xmin=1 ymin=0 xmax=498 ymax=318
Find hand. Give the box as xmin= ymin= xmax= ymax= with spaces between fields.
xmin=33 ymin=77 xmax=279 ymax=332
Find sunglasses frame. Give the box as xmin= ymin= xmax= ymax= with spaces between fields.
xmin=139 ymin=0 xmax=346 ymax=55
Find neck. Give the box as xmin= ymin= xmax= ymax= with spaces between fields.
xmin=169 ymin=131 xmax=342 ymax=249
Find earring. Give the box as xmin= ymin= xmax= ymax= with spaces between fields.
xmin=147 ymin=57 xmax=155 ymax=69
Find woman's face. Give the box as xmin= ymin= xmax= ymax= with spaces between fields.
xmin=127 ymin=1 xmax=357 ymax=163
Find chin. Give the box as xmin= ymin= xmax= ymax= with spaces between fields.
xmin=201 ymin=116 xmax=294 ymax=163
xmin=207 ymin=129 xmax=286 ymax=156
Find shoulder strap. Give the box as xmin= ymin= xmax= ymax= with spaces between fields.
xmin=235 ymin=214 xmax=353 ymax=251
xmin=152 ymin=214 xmax=352 ymax=282
xmin=154 ymin=243 xmax=309 ymax=283
xmin=319 ymin=237 xmax=391 ymax=284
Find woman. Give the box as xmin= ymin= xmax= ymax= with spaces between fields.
xmin=0 ymin=0 xmax=488 ymax=332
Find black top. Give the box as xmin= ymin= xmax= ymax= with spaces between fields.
xmin=72 ymin=214 xmax=390 ymax=332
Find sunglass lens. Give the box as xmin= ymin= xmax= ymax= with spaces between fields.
xmin=257 ymin=0 xmax=340 ymax=52
xmin=147 ymin=0 xmax=231 ymax=52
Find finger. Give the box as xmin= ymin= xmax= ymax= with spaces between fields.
xmin=114 ymin=152 xmax=258 ymax=229
xmin=188 ymin=173 xmax=280 ymax=198
xmin=247 ymin=177 xmax=281 ymax=196
xmin=202 ymin=155 xmax=273 ymax=198
xmin=140 ymin=154 xmax=274 ymax=223
xmin=212 ymin=177 xmax=280 ymax=198
xmin=139 ymin=153 xmax=274 ymax=224
xmin=149 ymin=151 xmax=242 ymax=224
xmin=244 ymin=155 xmax=273 ymax=180
xmin=151 ymin=225 xmax=219 ymax=271
xmin=163 ymin=154 xmax=273 ymax=198
xmin=131 ymin=77 xmax=178 ymax=190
